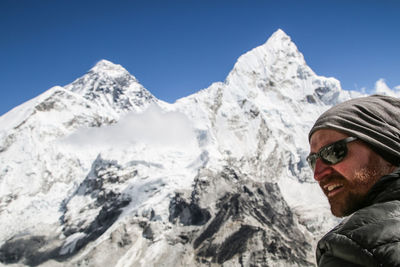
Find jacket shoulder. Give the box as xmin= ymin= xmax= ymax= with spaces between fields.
xmin=317 ymin=200 xmax=400 ymax=266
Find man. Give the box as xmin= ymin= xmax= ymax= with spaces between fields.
xmin=307 ymin=94 xmax=400 ymax=266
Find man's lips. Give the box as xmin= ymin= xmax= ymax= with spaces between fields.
xmin=323 ymin=183 xmax=344 ymax=198
xmin=318 ymin=173 xmax=346 ymax=198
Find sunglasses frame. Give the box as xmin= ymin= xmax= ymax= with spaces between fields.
xmin=307 ymin=136 xmax=358 ymax=171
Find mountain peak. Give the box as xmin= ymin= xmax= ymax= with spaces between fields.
xmin=226 ymin=29 xmax=307 ymax=89
xmin=270 ymin=28 xmax=289 ymax=39
xmin=64 ymin=60 xmax=156 ymax=114
xmin=265 ymin=29 xmax=292 ymax=49
xmin=223 ymin=29 xmax=347 ymax=104
xmin=89 ymin=59 xmax=129 ymax=78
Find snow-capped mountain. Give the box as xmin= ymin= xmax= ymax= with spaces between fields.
xmin=0 ymin=29 xmax=364 ymax=266
xmin=64 ymin=60 xmax=157 ymax=115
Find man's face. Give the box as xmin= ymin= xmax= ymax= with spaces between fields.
xmin=309 ymin=129 xmax=391 ymax=217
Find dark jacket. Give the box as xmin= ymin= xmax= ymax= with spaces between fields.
xmin=316 ymin=168 xmax=400 ymax=267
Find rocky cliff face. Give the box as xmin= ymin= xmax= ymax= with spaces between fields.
xmin=0 ymin=30 xmax=363 ymax=266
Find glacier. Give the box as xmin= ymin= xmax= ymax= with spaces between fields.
xmin=0 ymin=29 xmax=380 ymax=266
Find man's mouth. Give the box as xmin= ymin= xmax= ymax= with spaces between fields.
xmin=323 ymin=183 xmax=344 ymax=198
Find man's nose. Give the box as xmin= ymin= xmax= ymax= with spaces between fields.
xmin=313 ymin=159 xmax=333 ymax=182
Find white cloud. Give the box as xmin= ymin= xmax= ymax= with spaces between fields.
xmin=371 ymin=79 xmax=400 ymax=97
xmin=359 ymin=87 xmax=367 ymax=94
xmin=63 ymin=105 xmax=197 ymax=149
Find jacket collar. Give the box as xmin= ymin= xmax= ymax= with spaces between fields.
xmin=362 ymin=167 xmax=400 ymax=207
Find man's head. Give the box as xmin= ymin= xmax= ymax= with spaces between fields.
xmin=308 ymin=95 xmax=400 ymax=217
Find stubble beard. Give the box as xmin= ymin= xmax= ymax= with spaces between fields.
xmin=329 ymin=167 xmax=381 ymax=217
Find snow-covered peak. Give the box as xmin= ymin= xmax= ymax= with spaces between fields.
xmin=225 ymin=29 xmax=311 ymax=99
xmin=227 ymin=29 xmax=306 ymax=80
xmin=89 ymin=59 xmax=130 ymax=79
xmin=224 ymin=29 xmax=351 ymax=105
xmin=263 ymin=28 xmax=297 ymax=53
xmin=65 ymin=59 xmax=157 ymax=114
xmin=269 ymin=28 xmax=289 ymax=39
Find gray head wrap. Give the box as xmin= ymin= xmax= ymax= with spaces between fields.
xmin=309 ymin=95 xmax=400 ymax=166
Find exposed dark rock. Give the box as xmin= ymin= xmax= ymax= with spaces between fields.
xmin=169 ymin=193 xmax=211 ymax=226
xmin=60 ymin=155 xmax=137 ymax=222
xmin=138 ymin=221 xmax=154 ymax=240
xmin=0 ymin=193 xmax=17 ymax=213
xmin=194 ymin=194 xmax=240 ymax=249
xmin=142 ymin=225 xmax=154 ymax=241
xmin=81 ymin=198 xmax=131 ymax=244
xmin=221 ymin=167 xmax=239 ymax=180
xmin=215 ymin=225 xmax=259 ymax=264
xmin=117 ymin=234 xmax=132 ymax=248
xmin=178 ymin=234 xmax=190 ymax=244
xmin=0 ymin=235 xmax=61 ymax=267
xmin=110 ymin=225 xmax=132 ymax=248
xmin=306 ymin=94 xmax=316 ymax=104
xmin=12 ymin=156 xmax=135 ymax=265
xmin=256 ymin=188 xmax=264 ymax=196
xmin=58 ymin=155 xmax=135 ymax=252
xmin=196 ymin=243 xmax=219 ymax=259
xmin=35 ymin=100 xmax=56 ymax=112
xmin=0 ymin=235 xmax=46 ymax=264
xmin=0 ymin=133 xmax=15 ymax=153
xmin=0 ymin=192 xmax=131 ymax=266
xmin=315 ymin=87 xmax=330 ymax=97
xmin=243 ymin=185 xmax=254 ymax=196
xmin=34 ymin=91 xmax=67 ymax=112
xmin=249 ymin=109 xmax=260 ymax=118
xmin=192 ymin=171 xmax=313 ymax=266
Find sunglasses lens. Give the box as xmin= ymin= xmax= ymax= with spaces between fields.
xmin=306 ymin=154 xmax=317 ymax=170
xmin=307 ymin=139 xmax=350 ymax=171
xmin=320 ymin=142 xmax=347 ymax=165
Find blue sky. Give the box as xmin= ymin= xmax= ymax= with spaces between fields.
xmin=1 ymin=0 xmax=399 ymax=116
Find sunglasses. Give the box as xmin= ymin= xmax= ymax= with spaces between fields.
xmin=307 ymin=136 xmax=358 ymax=171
